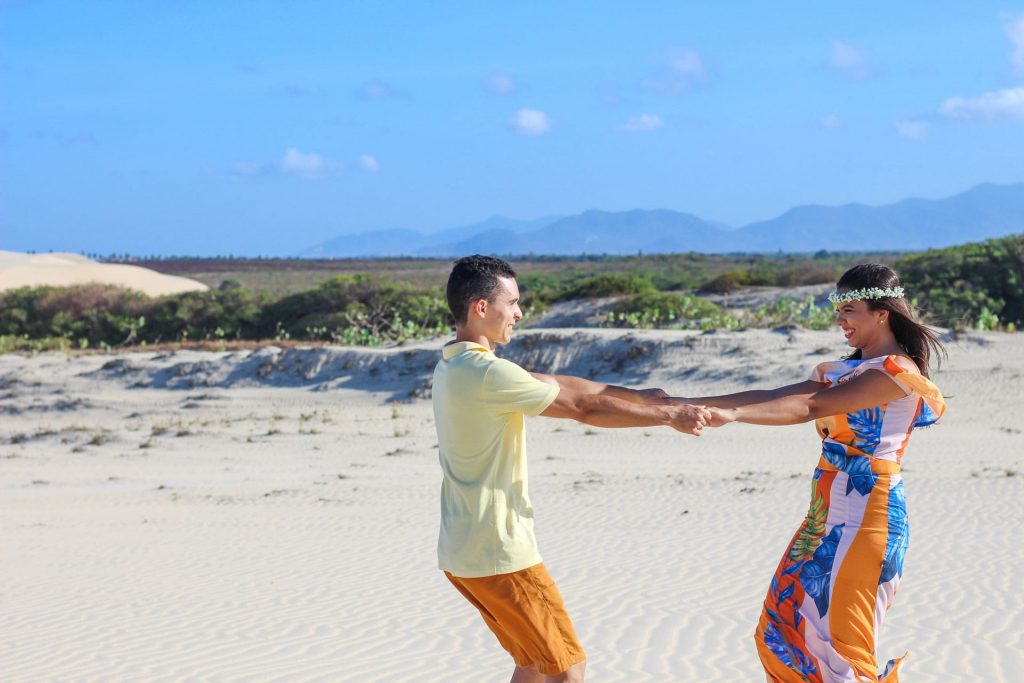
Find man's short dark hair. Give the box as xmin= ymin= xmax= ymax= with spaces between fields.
xmin=446 ymin=255 xmax=517 ymax=325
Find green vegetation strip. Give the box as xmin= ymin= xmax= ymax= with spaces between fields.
xmin=2 ymin=234 xmax=1019 ymax=350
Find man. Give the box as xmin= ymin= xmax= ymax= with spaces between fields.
xmin=432 ymin=255 xmax=710 ymax=683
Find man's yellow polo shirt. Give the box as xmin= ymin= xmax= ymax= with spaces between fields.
xmin=433 ymin=341 xmax=559 ymax=578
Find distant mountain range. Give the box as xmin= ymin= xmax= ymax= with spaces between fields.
xmin=299 ymin=182 xmax=1024 ymax=257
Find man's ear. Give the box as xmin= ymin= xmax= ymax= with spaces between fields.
xmin=470 ymin=297 xmax=488 ymax=319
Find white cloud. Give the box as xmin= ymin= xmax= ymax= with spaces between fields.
xmin=830 ymin=39 xmax=868 ymax=79
xmin=895 ymin=120 xmax=928 ymax=139
xmin=821 ymin=114 xmax=842 ymax=129
xmin=1006 ymin=14 xmax=1024 ymax=76
xmin=484 ymin=74 xmax=519 ymax=94
xmin=233 ymin=148 xmax=341 ymax=179
xmin=939 ymin=87 xmax=1024 ymax=122
xmin=508 ymin=108 xmax=550 ymax=135
xmin=616 ymin=113 xmax=664 ymax=132
xmin=281 ymin=148 xmax=329 ymax=177
xmin=643 ymin=49 xmax=706 ymax=94
xmin=359 ymin=154 xmax=380 ymax=172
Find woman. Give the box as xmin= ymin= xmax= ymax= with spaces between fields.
xmin=693 ymin=264 xmax=947 ymax=682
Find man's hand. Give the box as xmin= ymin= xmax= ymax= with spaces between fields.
xmin=667 ymin=404 xmax=712 ymax=435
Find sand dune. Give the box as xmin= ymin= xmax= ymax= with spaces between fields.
xmin=0 ymin=251 xmax=208 ymax=297
xmin=1 ymin=328 xmax=1021 ymax=682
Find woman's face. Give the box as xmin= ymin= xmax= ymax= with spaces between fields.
xmin=834 ymin=298 xmax=887 ymax=349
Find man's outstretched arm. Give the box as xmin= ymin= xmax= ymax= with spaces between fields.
xmin=530 ymin=372 xmax=669 ymax=405
xmin=531 ymin=373 xmax=709 ymax=435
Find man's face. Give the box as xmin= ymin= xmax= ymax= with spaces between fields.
xmin=482 ymin=276 xmax=523 ymax=346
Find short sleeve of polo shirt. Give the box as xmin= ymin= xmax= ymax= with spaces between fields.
xmin=481 ymin=358 xmax=559 ymax=416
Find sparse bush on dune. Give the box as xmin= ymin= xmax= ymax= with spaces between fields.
xmin=699 ymin=265 xmax=843 ymax=294
xmin=605 ymin=292 xmax=732 ymax=330
xmin=745 ymin=296 xmax=835 ymax=331
xmin=605 ymin=292 xmax=834 ymax=332
xmin=516 ymin=272 xmax=659 ymax=305
xmin=555 ymin=273 xmax=657 ymax=301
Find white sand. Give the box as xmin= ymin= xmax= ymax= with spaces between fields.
xmin=0 ymin=251 xmax=208 ymax=297
xmin=1 ymin=328 xmax=1021 ymax=682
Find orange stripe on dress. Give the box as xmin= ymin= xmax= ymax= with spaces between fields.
xmin=815 ymin=455 xmax=901 ymax=474
xmin=827 ymin=480 xmax=892 ymax=681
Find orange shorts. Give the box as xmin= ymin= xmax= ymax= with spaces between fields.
xmin=445 ymin=563 xmax=586 ymax=675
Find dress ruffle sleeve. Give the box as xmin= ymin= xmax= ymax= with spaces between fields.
xmin=880 ymin=355 xmax=946 ymax=426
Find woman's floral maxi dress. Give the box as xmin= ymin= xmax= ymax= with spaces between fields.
xmin=755 ymin=355 xmax=946 ymax=682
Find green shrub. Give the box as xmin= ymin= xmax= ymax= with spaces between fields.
xmin=746 ymin=296 xmax=835 ymax=331
xmin=699 ymin=265 xmax=840 ymax=294
xmin=699 ymin=270 xmax=757 ymax=294
xmin=605 ymin=292 xmax=728 ymax=329
xmin=556 ymin=273 xmax=657 ymax=301
xmin=0 ymin=284 xmax=149 ymax=345
xmin=262 ymin=275 xmax=452 ymax=345
xmin=143 ymin=288 xmax=269 ymax=342
xmin=0 ymin=335 xmax=75 ymax=354
xmin=896 ymin=233 xmax=1024 ymax=328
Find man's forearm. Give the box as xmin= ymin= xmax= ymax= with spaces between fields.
xmin=573 ymin=393 xmax=672 ymax=428
xmin=543 ymin=373 xmax=653 ymax=404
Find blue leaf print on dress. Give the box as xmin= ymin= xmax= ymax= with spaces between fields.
xmin=848 ymin=406 xmax=883 ymax=452
xmin=822 ymin=442 xmax=877 ymax=496
xmin=879 ymin=480 xmax=909 ymax=585
xmin=799 ymin=523 xmax=845 ymax=618
xmin=763 ymin=622 xmax=819 ymax=678
xmin=822 ymin=441 xmax=848 ymax=469
xmin=792 ymin=647 xmax=819 ymax=678
xmin=914 ymin=400 xmax=938 ymax=427
xmin=843 ymin=455 xmax=876 ymax=496
xmin=762 ymin=622 xmax=793 ymax=668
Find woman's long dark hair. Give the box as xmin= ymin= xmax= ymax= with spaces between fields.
xmin=837 ymin=264 xmax=946 ymax=377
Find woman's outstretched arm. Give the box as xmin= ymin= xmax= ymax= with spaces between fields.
xmin=675 ymin=380 xmax=824 ymax=409
xmin=710 ymin=370 xmax=908 ymax=427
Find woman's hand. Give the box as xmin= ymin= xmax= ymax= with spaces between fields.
xmin=707 ymin=406 xmax=737 ymax=427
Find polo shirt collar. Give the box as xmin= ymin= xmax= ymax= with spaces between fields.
xmin=442 ymin=340 xmax=492 ymax=359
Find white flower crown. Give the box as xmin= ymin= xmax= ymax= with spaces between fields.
xmin=828 ymin=286 xmax=904 ymax=305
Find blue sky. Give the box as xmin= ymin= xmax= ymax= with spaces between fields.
xmin=2 ymin=1 xmax=1024 ymax=256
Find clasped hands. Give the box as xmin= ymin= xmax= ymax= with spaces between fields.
xmin=637 ymin=388 xmax=735 ymax=435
